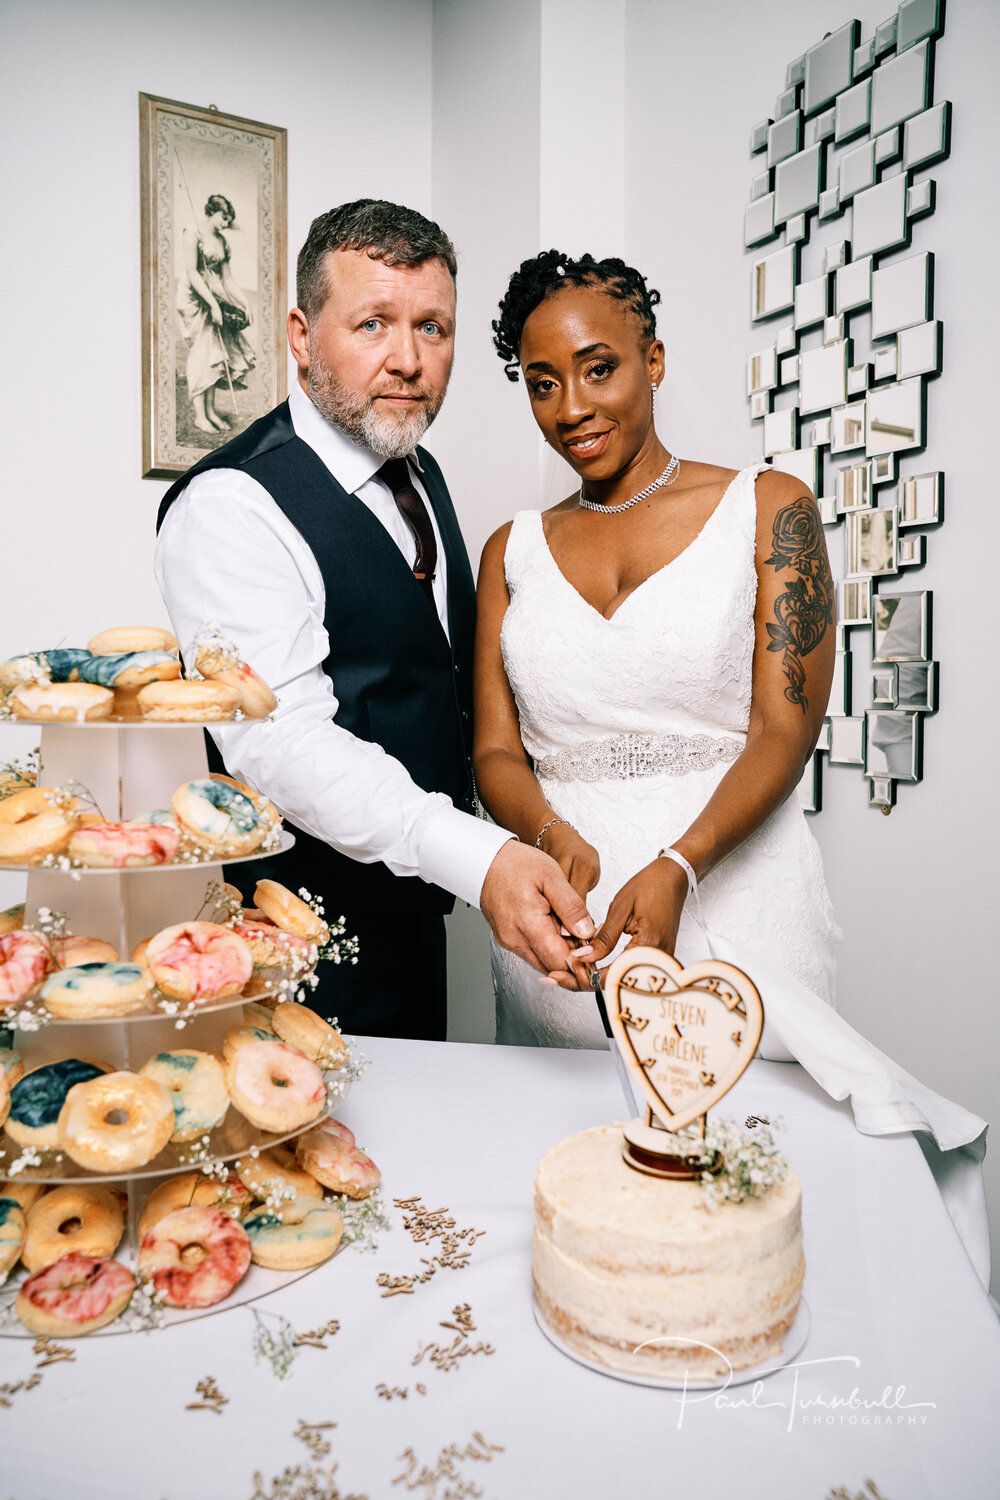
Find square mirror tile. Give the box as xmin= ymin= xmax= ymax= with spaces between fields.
xmin=818 ymin=493 xmax=839 ymax=526
xmin=868 ymin=773 xmax=895 ymax=809
xmin=816 ymin=719 xmax=832 ymax=752
xmin=872 ymin=590 xmax=929 ymax=661
xmin=750 ymin=390 xmax=770 ymax=420
xmin=871 ymin=252 xmax=932 ymax=337
xmin=839 ymin=577 xmax=872 ymax=625
xmin=786 ymin=54 xmax=806 ymax=88
xmin=839 ymin=140 xmax=876 ymax=202
xmin=835 ymin=77 xmax=872 ymax=142
xmin=831 ymin=402 xmax=867 ymax=452
xmin=794 ymin=273 xmax=829 ymax=329
xmin=865 ymin=710 xmax=920 ymax=781
xmin=871 ymin=452 xmax=895 ymax=484
xmin=836 ymin=255 xmax=873 ymax=314
xmin=816 ymin=107 xmax=837 ymax=141
xmin=846 ymin=506 xmax=898 ymax=575
xmin=776 ymin=86 xmax=799 ymax=118
xmin=875 ymin=127 xmax=900 ymax=164
xmin=907 ymin=179 xmax=935 ymax=218
xmin=780 ymin=353 xmax=800 ymax=384
xmin=897 ymin=320 xmax=941 ymax=379
xmin=829 ymin=715 xmax=866 ymax=765
xmin=751 ymin=119 xmax=771 ymax=154
xmin=763 ymin=406 xmax=798 ymax=455
xmin=848 ymin=363 xmax=871 ymax=396
xmin=745 ymin=193 xmax=777 ymax=246
xmin=828 ymin=650 xmax=852 ymax=716
xmin=809 ymin=416 xmax=832 ymax=447
xmin=751 ymin=170 xmax=771 ymax=201
xmin=837 ymin=462 xmax=871 ymax=512
xmin=897 ymin=534 xmax=925 ymax=567
xmin=898 ymin=0 xmax=941 ymax=53
xmin=775 ymin=446 xmax=818 ymax=493
xmin=895 ymin=660 xmax=935 ymax=711
xmin=871 ymin=40 xmax=930 ymax=136
xmin=824 ymin=241 xmax=848 ymax=274
xmin=903 ymin=100 xmax=950 ymax=170
xmin=785 ymin=213 xmax=807 ymax=243
xmin=747 ymin=346 xmax=778 ymax=394
xmin=768 ymin=111 xmax=802 ymax=168
xmin=804 ymin=20 xmax=859 ymax=115
xmin=875 ymin=16 xmax=898 ymax=54
xmin=854 ymin=37 xmax=876 ymax=75
xmin=775 ymin=142 xmax=824 ymax=222
xmin=866 ymin=378 xmax=924 ymax=456
xmin=899 ymin=471 xmax=941 ymax=527
xmin=872 ymin=666 xmax=897 ymax=707
xmin=824 ymin=315 xmax=845 ymax=346
xmin=873 ymin=345 xmax=898 ymax=380
xmin=796 ymin=754 xmax=821 ymax=814
xmin=852 ymin=173 xmax=908 ymax=258
xmin=753 ymin=244 xmax=797 ymax=319
xmin=800 ymin=341 xmax=848 ymax=414
xmin=818 ymin=186 xmax=841 ymax=220
xmin=775 ymin=323 xmax=797 ymax=354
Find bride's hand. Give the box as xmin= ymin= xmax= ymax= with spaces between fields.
xmin=543 ymin=856 xmax=688 ymax=991
xmin=540 ymin=823 xmax=600 ymax=903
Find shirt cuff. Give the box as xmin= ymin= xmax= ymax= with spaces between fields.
xmin=417 ymin=805 xmax=514 ymax=909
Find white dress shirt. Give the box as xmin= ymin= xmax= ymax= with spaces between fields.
xmin=153 ymin=381 xmax=509 ymax=908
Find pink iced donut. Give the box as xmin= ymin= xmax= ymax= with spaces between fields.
xmin=0 ymin=930 xmax=51 ymax=1007
xmin=295 ymin=1117 xmax=381 ymax=1199
xmin=145 ymin=921 xmax=252 ymax=1001
xmin=224 ymin=1038 xmax=326 ymax=1132
xmin=138 ymin=1206 xmax=251 ymax=1308
xmin=15 ymin=1253 xmax=135 ymax=1336
xmin=68 ymin=821 xmax=180 ymax=869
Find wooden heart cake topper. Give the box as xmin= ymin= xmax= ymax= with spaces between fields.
xmin=605 ymin=946 xmax=764 ymax=1133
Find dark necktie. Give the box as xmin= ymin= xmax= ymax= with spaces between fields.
xmin=377 ymin=458 xmax=438 ymax=602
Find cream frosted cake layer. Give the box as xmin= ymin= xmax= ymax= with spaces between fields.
xmin=533 ymin=1124 xmax=804 ymax=1379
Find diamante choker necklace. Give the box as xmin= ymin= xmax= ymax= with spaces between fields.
xmin=579 ymin=454 xmax=680 ymax=514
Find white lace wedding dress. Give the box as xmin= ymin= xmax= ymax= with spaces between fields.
xmin=492 ymin=462 xmax=839 ymax=1056
xmin=490 ymin=461 xmax=989 ymax=1282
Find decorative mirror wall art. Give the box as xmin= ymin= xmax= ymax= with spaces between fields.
xmin=745 ymin=2 xmax=949 ymax=812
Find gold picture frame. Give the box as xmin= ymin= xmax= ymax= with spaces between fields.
xmin=140 ymin=92 xmax=287 ymax=478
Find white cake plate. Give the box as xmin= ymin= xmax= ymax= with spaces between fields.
xmin=533 ymin=1296 xmax=810 ymax=1391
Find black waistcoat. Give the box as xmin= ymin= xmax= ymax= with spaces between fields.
xmin=156 ymin=401 xmax=476 ymax=916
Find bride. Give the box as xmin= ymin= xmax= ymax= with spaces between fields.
xmin=473 ymin=249 xmax=840 ymax=1056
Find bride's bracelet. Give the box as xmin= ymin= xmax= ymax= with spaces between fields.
xmin=656 ymin=846 xmax=698 ymax=896
xmin=535 ymin=816 xmax=575 ymax=848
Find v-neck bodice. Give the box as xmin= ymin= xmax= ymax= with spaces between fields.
xmin=500 ymin=462 xmax=768 ymax=761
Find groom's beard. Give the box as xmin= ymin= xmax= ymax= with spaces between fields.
xmin=308 ymin=352 xmax=445 ymax=460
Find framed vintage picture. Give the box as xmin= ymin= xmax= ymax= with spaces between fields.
xmin=140 ymin=92 xmax=287 ymax=478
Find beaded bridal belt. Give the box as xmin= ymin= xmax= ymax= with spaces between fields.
xmin=535 ymin=731 xmax=744 ymax=782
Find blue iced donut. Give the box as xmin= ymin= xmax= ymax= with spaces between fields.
xmin=38 ymin=648 xmax=94 ymax=682
xmin=40 ymin=962 xmax=152 ymax=1020
xmin=138 ymin=1050 xmax=229 ymax=1143
xmin=7 ymin=1058 xmax=110 ymax=1149
xmin=243 ymin=1196 xmax=343 ymax=1270
xmin=171 ymin=779 xmax=267 ymax=855
xmin=0 ymin=1195 xmax=25 ymax=1277
xmin=78 ymin=652 xmax=180 ymax=689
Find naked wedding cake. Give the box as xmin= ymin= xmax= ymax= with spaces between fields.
xmin=533 ymin=1124 xmax=804 ymax=1379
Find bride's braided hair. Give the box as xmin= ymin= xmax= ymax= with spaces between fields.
xmin=492 ymin=250 xmax=661 ymax=382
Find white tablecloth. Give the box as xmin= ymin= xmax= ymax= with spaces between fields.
xmin=4 ymin=1037 xmax=999 ymax=1500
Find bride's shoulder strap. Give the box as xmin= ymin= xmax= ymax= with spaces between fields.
xmin=501 ymin=508 xmax=544 ymax=583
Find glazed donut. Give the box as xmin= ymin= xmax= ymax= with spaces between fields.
xmin=236 ymin=1145 xmax=323 ymax=1207
xmin=195 ymin=649 xmax=277 ymax=718
xmin=137 ymin=679 xmax=239 ymax=722
xmin=8 ymin=682 xmax=113 ymax=723
xmin=253 ymin=880 xmax=329 ymax=944
xmin=15 ymin=1253 xmax=135 ymax=1336
xmin=22 ymin=1184 xmax=125 ymax=1273
xmin=210 ymin=775 xmax=280 ymax=830
xmin=242 ymin=1000 xmax=278 ymax=1028
xmin=0 ymin=1041 xmax=26 ymax=1087
xmin=243 ymin=1197 xmax=343 ymax=1270
xmin=295 ymin=1118 xmax=381 ymax=1199
xmin=58 ymin=1070 xmax=175 ymax=1172
xmin=0 ymin=903 xmax=26 ymax=935
xmin=0 ymin=654 xmax=48 ymax=690
xmin=0 ymin=1194 xmax=25 ymax=1276
xmin=146 ymin=922 xmax=253 ymax=1002
xmin=0 ymin=789 xmax=79 ymax=864
xmin=1 ymin=1179 xmax=45 ymax=1211
xmin=87 ymin=627 xmax=179 ymax=657
xmin=138 ymin=1206 xmax=251 ymax=1308
xmin=271 ymin=1002 xmax=348 ymax=1069
xmin=138 ymin=1049 xmax=229 ymax=1142
xmin=77 ymin=651 xmax=181 ymax=690
xmin=40 ymin=962 xmax=153 ymax=1020
xmin=232 ymin=918 xmax=313 ymax=967
xmin=55 ymin=935 xmax=120 ymax=967
xmin=0 ymin=930 xmax=51 ymax=1006
xmin=0 ymin=1067 xmax=8 ymax=1129
xmin=68 ymin=820 xmax=180 ymax=868
xmin=223 ymin=1025 xmax=274 ymax=1061
xmin=224 ymin=1038 xmax=326 ymax=1133
xmin=6 ymin=1058 xmax=110 ymax=1149
xmin=172 ymin=780 xmax=268 ymax=856
xmin=138 ymin=1170 xmax=250 ymax=1241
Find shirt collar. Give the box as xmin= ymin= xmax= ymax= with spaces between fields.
xmin=288 ymin=379 xmax=424 ymax=495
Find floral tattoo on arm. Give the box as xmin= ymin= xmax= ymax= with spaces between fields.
xmin=764 ymin=498 xmax=834 ymax=712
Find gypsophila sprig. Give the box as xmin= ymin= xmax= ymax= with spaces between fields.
xmin=191 ymin=621 xmax=241 ymax=665
xmin=251 ymin=1308 xmax=299 ymax=1380
xmin=197 ymin=879 xmax=243 ymax=926
xmin=0 ymin=748 xmax=40 ymax=795
xmin=29 ymin=907 xmax=69 ymax=946
xmin=121 ymin=1279 xmax=167 ymax=1333
xmin=691 ymin=1116 xmax=789 ymax=1212
xmin=336 ymin=1189 xmax=390 ymax=1255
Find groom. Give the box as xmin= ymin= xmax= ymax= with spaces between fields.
xmin=154 ymin=199 xmax=592 ymax=1039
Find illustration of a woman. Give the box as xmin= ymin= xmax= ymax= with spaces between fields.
xmin=177 ymin=193 xmax=255 ymax=434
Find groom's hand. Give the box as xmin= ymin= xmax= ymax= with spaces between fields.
xmin=481 ymin=839 xmax=595 ymax=976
